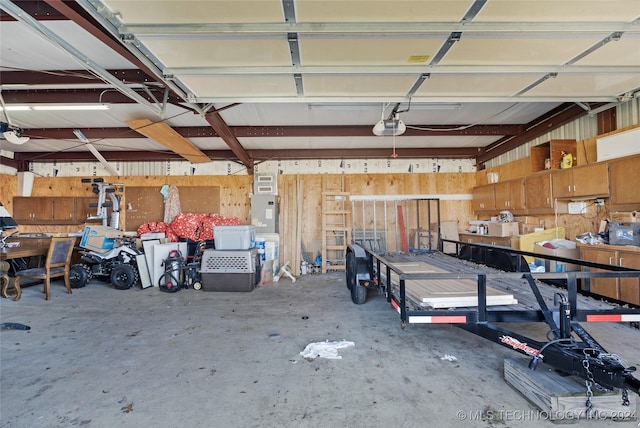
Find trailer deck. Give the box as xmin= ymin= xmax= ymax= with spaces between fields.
xmin=379 ymin=251 xmax=620 ymax=315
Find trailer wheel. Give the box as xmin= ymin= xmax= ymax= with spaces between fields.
xmin=111 ymin=264 xmax=138 ymax=290
xmin=345 ymin=251 xmax=356 ymax=291
xmin=351 ymin=279 xmax=367 ymax=304
xmin=69 ymin=264 xmax=91 ymax=288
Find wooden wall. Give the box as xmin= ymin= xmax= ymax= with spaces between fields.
xmin=1 ymin=171 xmax=474 ymax=275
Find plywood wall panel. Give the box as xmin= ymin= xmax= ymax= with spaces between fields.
xmin=477 ymin=157 xmax=531 ymax=186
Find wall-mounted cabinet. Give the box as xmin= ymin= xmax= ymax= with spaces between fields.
xmin=494 ymin=178 xmax=525 ymax=214
xmin=608 ymin=154 xmax=640 ymax=211
xmin=524 ymin=172 xmax=553 ymax=214
xmin=13 ymin=196 xmax=101 ymax=225
xmin=551 ymin=162 xmax=609 ymax=200
xmin=472 ymin=179 xmax=525 ymax=214
xmin=472 ymin=184 xmax=495 ymax=213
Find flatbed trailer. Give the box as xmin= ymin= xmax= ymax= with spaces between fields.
xmin=345 ymin=198 xmax=640 ymax=408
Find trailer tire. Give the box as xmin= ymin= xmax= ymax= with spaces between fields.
xmin=351 ymin=279 xmax=367 ymax=305
xmin=345 ymin=251 xmax=356 ymax=291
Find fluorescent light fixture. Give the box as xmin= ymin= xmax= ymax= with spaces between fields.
xmin=0 ymin=105 xmax=31 ymax=111
xmin=308 ymin=103 xmax=462 ymax=111
xmin=0 ymin=104 xmax=109 ymax=111
xmin=412 ymin=103 xmax=462 ymax=110
xmin=32 ymin=105 xmax=109 ymax=111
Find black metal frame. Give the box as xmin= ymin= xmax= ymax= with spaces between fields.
xmin=346 ymin=198 xmax=640 ymax=397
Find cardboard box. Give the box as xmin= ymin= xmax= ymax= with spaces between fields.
xmin=487 ymin=222 xmax=519 ymax=237
xmin=611 ymin=211 xmax=638 ymax=223
xmin=80 ymin=225 xmax=120 ymax=252
xmin=533 ymin=244 xmax=580 ymax=272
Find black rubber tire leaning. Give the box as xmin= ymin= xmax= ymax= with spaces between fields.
xmin=345 ymin=251 xmax=355 ymax=291
xmin=111 ymin=264 xmax=138 ymax=290
xmin=69 ymin=264 xmax=92 ymax=289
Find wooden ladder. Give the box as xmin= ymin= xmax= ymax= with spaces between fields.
xmin=321 ymin=191 xmax=351 ymax=273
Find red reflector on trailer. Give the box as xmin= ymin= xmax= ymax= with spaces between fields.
xmin=587 ymin=314 xmax=640 ymax=322
xmin=391 ymin=299 xmax=400 ymax=313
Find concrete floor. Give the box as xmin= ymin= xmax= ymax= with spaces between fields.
xmin=1 ymin=272 xmax=639 ymax=428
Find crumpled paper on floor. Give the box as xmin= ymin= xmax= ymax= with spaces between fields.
xmin=300 ymin=340 xmax=355 ymax=360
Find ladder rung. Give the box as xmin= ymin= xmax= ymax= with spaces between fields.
xmin=326 ymin=245 xmax=347 ymax=250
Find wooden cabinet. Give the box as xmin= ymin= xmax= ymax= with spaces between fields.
xmin=472 ymin=184 xmax=495 ymax=212
xmin=75 ymin=197 xmax=99 ymax=224
xmin=524 ymin=172 xmax=554 ymax=213
xmin=494 ymin=178 xmax=525 ymax=213
xmin=13 ymin=197 xmax=54 ymax=222
xmin=551 ymin=162 xmax=609 ymax=200
xmin=473 ymin=179 xmax=525 ymax=214
xmin=530 ymin=139 xmax=576 ymax=173
xmin=619 ymin=250 xmax=640 ymax=306
xmin=52 ymin=197 xmax=75 ymax=222
xmin=459 ymin=233 xmax=520 ymax=248
xmin=580 ymin=244 xmax=640 ymax=305
xmin=13 ymin=196 xmax=99 ymax=225
xmin=608 ymin=154 xmax=640 ymax=211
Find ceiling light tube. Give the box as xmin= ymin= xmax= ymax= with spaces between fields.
xmin=0 ymin=105 xmax=32 ymax=111
xmin=32 ymin=105 xmax=109 ymax=111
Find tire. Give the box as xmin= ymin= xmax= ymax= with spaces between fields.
xmin=193 ymin=281 xmax=202 ymax=290
xmin=110 ymin=264 xmax=138 ymax=290
xmin=69 ymin=264 xmax=92 ymax=289
xmin=345 ymin=251 xmax=356 ymax=291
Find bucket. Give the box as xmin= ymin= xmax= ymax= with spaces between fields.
xmin=255 ymin=237 xmax=266 ymax=261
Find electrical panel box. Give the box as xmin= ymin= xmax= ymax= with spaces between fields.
xmin=254 ymin=173 xmax=277 ymax=195
xmin=251 ymin=194 xmax=279 ymax=233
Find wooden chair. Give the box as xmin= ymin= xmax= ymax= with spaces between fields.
xmin=10 ymin=237 xmax=75 ymax=301
xmin=0 ymin=260 xmax=10 ymax=300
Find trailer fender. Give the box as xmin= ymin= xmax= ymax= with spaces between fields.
xmin=346 ymin=244 xmax=373 ymax=286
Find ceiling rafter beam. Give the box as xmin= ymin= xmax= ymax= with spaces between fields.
xmin=121 ymin=21 xmax=640 ymax=36
xmin=0 ymin=69 xmax=159 ymax=86
xmin=0 ymin=1 xmax=63 ymax=20
xmin=20 ymin=124 xmax=524 ymax=140
xmin=0 ymin=88 xmax=186 ymax=105
xmin=12 ymin=147 xmax=479 ymax=164
xmin=204 ymin=111 xmax=254 ymax=173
